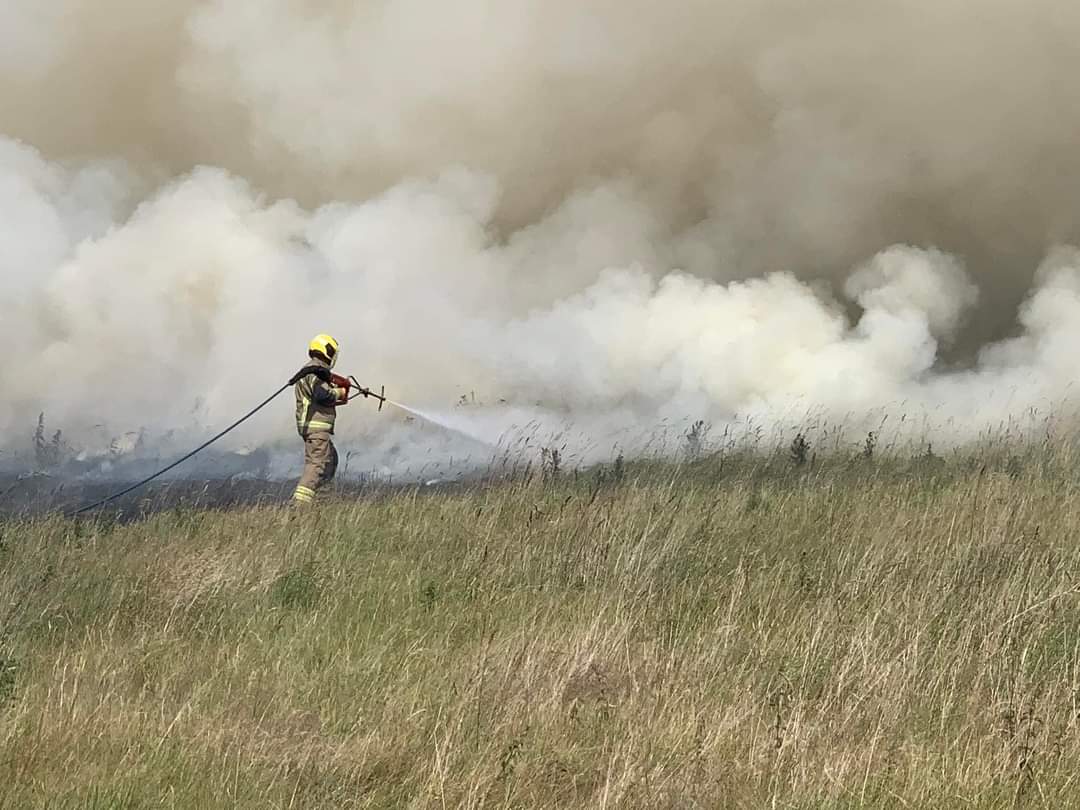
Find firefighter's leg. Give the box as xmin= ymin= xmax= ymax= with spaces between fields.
xmin=292 ymin=434 xmax=329 ymax=505
xmin=322 ymin=439 xmax=339 ymax=487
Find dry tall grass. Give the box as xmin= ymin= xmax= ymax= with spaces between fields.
xmin=2 ymin=448 xmax=1080 ymax=808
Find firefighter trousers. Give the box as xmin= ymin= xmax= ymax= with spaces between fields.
xmin=292 ymin=432 xmax=338 ymax=504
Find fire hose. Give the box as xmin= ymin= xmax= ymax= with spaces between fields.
xmin=70 ymin=372 xmax=384 ymax=517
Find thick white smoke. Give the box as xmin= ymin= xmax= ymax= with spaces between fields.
xmin=4 ymin=0 xmax=1080 ymax=476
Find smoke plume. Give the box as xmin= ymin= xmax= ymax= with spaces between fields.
xmin=5 ymin=0 xmax=1080 ymax=475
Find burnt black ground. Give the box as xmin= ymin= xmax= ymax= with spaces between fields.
xmin=0 ymin=475 xmax=296 ymax=520
xmin=0 ymin=472 xmax=484 ymax=523
xmin=0 ymin=475 xmax=394 ymax=522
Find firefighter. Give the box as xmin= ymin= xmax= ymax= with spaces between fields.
xmin=290 ymin=334 xmax=348 ymax=506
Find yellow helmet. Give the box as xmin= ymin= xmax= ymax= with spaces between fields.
xmin=308 ymin=334 xmax=340 ymax=368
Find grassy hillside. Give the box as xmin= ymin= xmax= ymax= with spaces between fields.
xmin=3 ymin=448 xmax=1080 ymax=808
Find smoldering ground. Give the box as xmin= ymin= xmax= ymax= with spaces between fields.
xmin=4 ymin=0 xmax=1080 ymax=480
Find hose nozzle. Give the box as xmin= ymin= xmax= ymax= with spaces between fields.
xmin=350 ymin=378 xmax=387 ymax=411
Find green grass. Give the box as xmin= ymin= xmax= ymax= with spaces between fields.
xmin=3 ymin=448 xmax=1080 ymax=808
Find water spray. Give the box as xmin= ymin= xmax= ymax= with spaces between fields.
xmin=339 ymin=375 xmax=495 ymax=446
xmin=381 ymin=398 xmax=497 ymax=448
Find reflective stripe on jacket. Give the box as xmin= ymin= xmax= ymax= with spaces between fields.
xmin=294 ymin=357 xmax=344 ymax=436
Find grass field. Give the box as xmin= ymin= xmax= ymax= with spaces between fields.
xmin=3 ymin=443 xmax=1080 ymax=808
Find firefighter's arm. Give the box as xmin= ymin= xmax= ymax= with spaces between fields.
xmin=311 ymin=378 xmax=347 ymax=406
